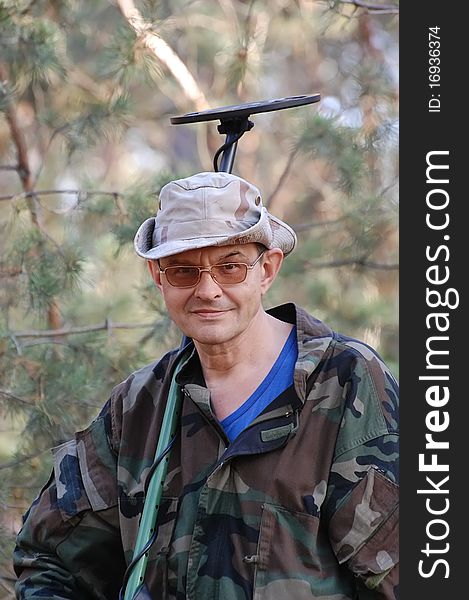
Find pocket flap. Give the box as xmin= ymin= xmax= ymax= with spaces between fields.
xmin=53 ymin=438 xmax=91 ymax=521
xmin=75 ymin=417 xmax=117 ymax=511
xmin=53 ymin=417 xmax=117 ymax=521
xmin=329 ymin=467 xmax=398 ymax=566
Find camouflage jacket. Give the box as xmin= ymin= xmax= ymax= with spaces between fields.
xmin=14 ymin=303 xmax=399 ymax=599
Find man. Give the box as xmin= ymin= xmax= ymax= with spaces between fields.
xmin=14 ymin=171 xmax=399 ymax=599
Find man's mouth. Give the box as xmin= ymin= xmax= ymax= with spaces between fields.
xmin=190 ymin=308 xmax=231 ymax=318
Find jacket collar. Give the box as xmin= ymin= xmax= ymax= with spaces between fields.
xmin=267 ymin=303 xmax=333 ymax=403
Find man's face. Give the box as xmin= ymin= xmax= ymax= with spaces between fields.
xmin=148 ymin=243 xmax=282 ymax=348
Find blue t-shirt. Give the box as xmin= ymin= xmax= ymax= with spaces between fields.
xmin=220 ymin=327 xmax=298 ymax=442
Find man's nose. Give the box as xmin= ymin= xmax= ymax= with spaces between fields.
xmin=194 ymin=270 xmax=222 ymax=298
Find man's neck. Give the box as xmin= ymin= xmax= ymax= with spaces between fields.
xmin=194 ymin=309 xmax=294 ymax=420
xmin=194 ymin=310 xmax=290 ymax=371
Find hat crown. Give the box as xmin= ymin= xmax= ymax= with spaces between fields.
xmin=156 ymin=172 xmax=263 ymax=230
xmin=133 ymin=171 xmax=297 ymax=260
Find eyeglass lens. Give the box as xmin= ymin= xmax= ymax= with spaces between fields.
xmin=165 ymin=263 xmax=248 ymax=287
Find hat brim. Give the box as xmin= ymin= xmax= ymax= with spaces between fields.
xmin=134 ymin=208 xmax=296 ymax=260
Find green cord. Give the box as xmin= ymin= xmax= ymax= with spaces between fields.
xmin=124 ymin=351 xmax=188 ymax=599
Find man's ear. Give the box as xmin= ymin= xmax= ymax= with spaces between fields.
xmin=147 ymin=260 xmax=163 ymax=291
xmin=260 ymin=248 xmax=284 ymax=294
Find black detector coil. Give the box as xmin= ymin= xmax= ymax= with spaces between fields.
xmin=170 ymin=94 xmax=320 ymax=172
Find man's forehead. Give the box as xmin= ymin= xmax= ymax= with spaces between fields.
xmin=161 ymin=243 xmax=258 ymax=264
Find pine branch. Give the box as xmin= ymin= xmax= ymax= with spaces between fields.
xmin=336 ymin=0 xmax=399 ymax=14
xmin=116 ymin=0 xmax=210 ymax=111
xmin=31 ymin=68 xmax=118 ymax=183
xmin=0 ymin=63 xmax=66 ymax=332
xmin=0 ymin=577 xmax=15 ymax=595
xmin=0 ymin=188 xmax=120 ymax=205
xmin=0 ymin=267 xmax=22 ymax=278
xmin=0 ymin=390 xmax=34 ymax=407
xmin=68 ymin=66 xmax=116 ymax=102
xmin=266 ymin=147 xmax=299 ymax=211
xmin=292 ymin=216 xmax=349 ymax=231
xmin=219 ymin=0 xmax=239 ymax=34
xmin=0 ymin=63 xmax=41 ymax=227
xmin=20 ymin=0 xmax=40 ymax=16
xmin=306 ymin=257 xmax=399 ymax=270
xmin=291 ymin=203 xmax=392 ymax=232
xmin=0 ymin=449 xmax=49 ymax=471
xmin=7 ymin=320 xmax=156 ymax=339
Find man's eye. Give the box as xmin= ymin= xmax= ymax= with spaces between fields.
xmin=220 ymin=263 xmax=242 ymax=273
xmin=174 ymin=267 xmax=198 ymax=276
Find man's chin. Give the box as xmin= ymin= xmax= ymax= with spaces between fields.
xmin=186 ymin=323 xmax=235 ymax=347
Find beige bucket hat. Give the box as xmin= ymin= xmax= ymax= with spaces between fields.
xmin=134 ymin=171 xmax=297 ymax=260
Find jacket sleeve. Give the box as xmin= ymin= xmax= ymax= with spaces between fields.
xmin=326 ymin=347 xmax=399 ymax=599
xmin=13 ymin=400 xmax=126 ymax=600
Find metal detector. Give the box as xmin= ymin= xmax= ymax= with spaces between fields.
xmin=121 ymin=93 xmax=320 ymax=600
xmin=171 ymin=94 xmax=320 ymax=173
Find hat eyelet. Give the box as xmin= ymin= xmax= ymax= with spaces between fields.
xmin=255 ymin=195 xmax=261 ymax=206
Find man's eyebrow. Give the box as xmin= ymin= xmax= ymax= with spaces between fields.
xmin=163 ymin=257 xmax=190 ymax=266
xmin=216 ymin=250 xmax=246 ymax=261
xmin=163 ymin=250 xmax=247 ymax=266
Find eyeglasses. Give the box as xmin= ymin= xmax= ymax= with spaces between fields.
xmin=159 ymin=250 xmax=266 ymax=288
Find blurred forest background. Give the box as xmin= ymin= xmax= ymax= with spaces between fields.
xmin=0 ymin=0 xmax=398 ymax=595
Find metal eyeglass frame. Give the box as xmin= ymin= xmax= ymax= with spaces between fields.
xmin=158 ymin=250 xmax=266 ymax=288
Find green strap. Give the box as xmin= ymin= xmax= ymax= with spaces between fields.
xmin=124 ymin=352 xmax=187 ymax=599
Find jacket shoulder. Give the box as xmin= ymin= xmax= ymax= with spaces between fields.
xmin=107 ymin=348 xmax=180 ymax=452
xmin=327 ymin=333 xmax=399 ymax=455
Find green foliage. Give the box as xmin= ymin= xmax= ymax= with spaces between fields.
xmin=0 ymin=12 xmax=67 ymax=90
xmin=225 ymin=41 xmax=250 ymax=91
xmin=99 ymin=25 xmax=163 ymax=86
xmin=296 ymin=115 xmax=365 ymax=194
xmin=0 ymin=78 xmax=14 ymax=113
xmin=112 ymin=172 xmax=178 ymax=248
xmin=60 ymin=95 xmax=133 ymax=155
xmin=3 ymin=227 xmax=84 ymax=315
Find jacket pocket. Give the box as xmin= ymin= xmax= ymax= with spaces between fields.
xmin=253 ymin=503 xmax=342 ymax=600
xmin=328 ymin=467 xmax=399 ymax=587
xmin=53 ymin=416 xmax=118 ymax=522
